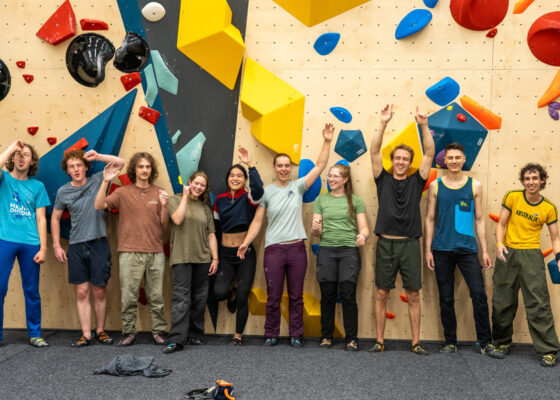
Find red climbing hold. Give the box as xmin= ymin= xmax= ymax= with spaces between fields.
xmin=64 ymin=138 xmax=89 ymax=154
xmin=400 ymin=294 xmax=409 ymax=303
xmin=457 ymin=113 xmax=467 ymax=122
xmin=386 ymin=312 xmax=396 ymax=319
xmin=27 ymin=127 xmax=39 ymax=136
xmin=488 ymin=213 xmax=500 ymax=222
xmin=109 ymin=183 xmax=121 ymax=194
xmin=486 ymin=28 xmax=498 ymax=38
xmin=61 ymin=211 xmax=70 ymax=220
xmin=47 ymin=137 xmax=57 ymax=145
xmin=16 ymin=61 xmax=26 ymax=69
xmin=139 ymin=106 xmax=160 ymax=125
xmin=35 ymin=0 xmax=76 ymax=46
xmin=120 ymin=72 xmax=141 ymax=91
xmin=527 ymin=12 xmax=560 ymax=66
xmin=450 ymin=0 xmax=508 ymax=31
xmin=118 ymin=174 xmax=133 ymax=186
xmin=542 ymin=248 xmax=553 ymax=258
xmin=79 ymin=19 xmax=109 ymax=30
xmin=110 ymin=208 xmax=119 ymax=215
xmin=23 ymin=74 xmax=34 ymax=83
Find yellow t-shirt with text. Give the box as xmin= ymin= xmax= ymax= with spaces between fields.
xmin=502 ymin=190 xmax=557 ymax=249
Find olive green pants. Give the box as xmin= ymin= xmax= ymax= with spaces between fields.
xmin=492 ymin=248 xmax=560 ymax=354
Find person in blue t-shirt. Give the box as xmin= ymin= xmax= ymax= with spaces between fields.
xmin=0 ymin=140 xmax=50 ymax=347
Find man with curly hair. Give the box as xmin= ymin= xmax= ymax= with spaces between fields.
xmin=95 ymin=152 xmax=169 ymax=346
xmin=493 ymin=163 xmax=560 ymax=367
xmin=0 ymin=140 xmax=50 ymax=347
xmin=51 ymin=149 xmax=125 ymax=347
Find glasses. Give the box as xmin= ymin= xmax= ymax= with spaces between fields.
xmin=327 ymin=174 xmax=342 ymax=179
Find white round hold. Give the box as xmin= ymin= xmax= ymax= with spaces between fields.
xmin=142 ymin=2 xmax=166 ymax=22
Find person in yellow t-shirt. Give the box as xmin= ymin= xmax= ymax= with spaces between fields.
xmin=492 ymin=163 xmax=560 ymax=367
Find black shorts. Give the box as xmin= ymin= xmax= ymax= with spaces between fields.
xmin=375 ymin=236 xmax=422 ymax=290
xmin=67 ymin=237 xmax=112 ymax=287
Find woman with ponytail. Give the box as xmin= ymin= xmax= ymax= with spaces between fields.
xmin=311 ymin=164 xmax=369 ymax=351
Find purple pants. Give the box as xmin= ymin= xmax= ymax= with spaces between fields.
xmin=263 ymin=241 xmax=308 ymax=338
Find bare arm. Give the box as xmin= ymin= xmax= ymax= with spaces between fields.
xmin=94 ymin=162 xmax=122 ymax=210
xmin=0 ymin=140 xmax=24 ymax=178
xmin=355 ymin=213 xmax=369 ymax=246
xmin=424 ymin=180 xmax=437 ymax=270
xmin=305 ymin=123 xmax=334 ymax=189
xmin=237 ymin=206 xmax=265 ymax=259
xmin=208 ymin=232 xmax=219 ymax=275
xmin=473 ymin=180 xmax=491 ymax=269
xmin=33 ymin=207 xmax=47 ymax=264
xmin=495 ymin=206 xmax=511 ymax=261
xmin=50 ymin=208 xmax=68 ymax=263
xmin=170 ymin=186 xmax=190 ymax=225
xmin=159 ymin=189 xmax=169 ymax=228
xmin=84 ymin=150 xmax=125 ymax=170
xmin=547 ymin=223 xmax=560 ymax=255
xmin=370 ymin=105 xmax=393 ymax=179
xmin=416 ymin=108 xmax=435 ymax=180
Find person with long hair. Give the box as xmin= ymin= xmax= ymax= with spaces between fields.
xmin=213 ymin=147 xmax=264 ymax=345
xmin=164 ymin=171 xmax=219 ymax=354
xmin=238 ymin=123 xmax=335 ymax=348
xmin=0 ymin=140 xmax=50 ymax=347
xmin=311 ymin=164 xmax=369 ymax=351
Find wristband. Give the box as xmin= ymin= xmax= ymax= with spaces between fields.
xmin=496 ymin=242 xmax=504 ymax=248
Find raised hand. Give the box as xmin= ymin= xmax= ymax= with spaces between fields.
xmin=415 ymin=106 xmax=429 ymax=125
xmin=238 ymin=146 xmax=252 ymax=166
xmin=159 ymin=189 xmax=169 ymax=206
xmin=84 ymin=150 xmax=98 ymax=162
xmin=380 ymin=104 xmax=394 ymax=124
xmin=182 ymin=184 xmax=191 ymax=197
xmin=323 ymin=123 xmax=335 ymax=142
xmin=102 ymin=162 xmax=121 ymax=182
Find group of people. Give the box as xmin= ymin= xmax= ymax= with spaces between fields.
xmin=1 ymin=104 xmax=559 ymax=368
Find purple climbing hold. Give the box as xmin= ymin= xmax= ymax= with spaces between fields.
xmin=549 ymin=108 xmax=559 ymax=120
xmin=313 ymin=33 xmax=340 ymax=56
xmin=435 ymin=149 xmax=446 ymax=168
xmin=548 ymin=101 xmax=560 ymax=110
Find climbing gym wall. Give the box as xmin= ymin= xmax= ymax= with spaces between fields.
xmin=2 ymin=0 xmax=560 ymax=344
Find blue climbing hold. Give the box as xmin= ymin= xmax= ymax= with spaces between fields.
xmin=395 ymin=9 xmax=433 ymax=40
xmin=329 ymin=107 xmax=352 ymax=123
xmin=312 ymin=244 xmax=320 ymax=256
xmin=176 ymin=132 xmax=206 ymax=184
xmin=425 ymin=77 xmax=460 ymax=106
xmin=298 ymin=159 xmax=321 ymax=203
xmin=548 ymin=260 xmax=560 ymax=284
xmin=334 ymin=130 xmax=367 ymax=163
xmin=313 ymin=33 xmax=340 ymax=56
xmin=423 ymin=0 xmax=438 ymax=8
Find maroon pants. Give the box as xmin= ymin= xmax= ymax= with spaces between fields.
xmin=263 ymin=241 xmax=308 ymax=338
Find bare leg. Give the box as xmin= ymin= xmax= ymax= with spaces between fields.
xmin=407 ymin=289 xmax=421 ymax=345
xmin=91 ymin=285 xmax=107 ymax=334
xmin=75 ymin=282 xmax=91 ymax=338
xmin=375 ymin=289 xmax=390 ymax=343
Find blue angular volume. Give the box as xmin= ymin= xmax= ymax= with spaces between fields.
xmin=298 ymin=159 xmax=322 ymax=203
xmin=395 ymin=9 xmax=433 ymax=40
xmin=425 ymin=77 xmax=460 ymax=106
xmin=330 ymin=107 xmax=352 ymax=123
xmin=334 ymin=130 xmax=367 ymax=163
xmin=423 ymin=0 xmax=438 ymax=8
xmin=313 ymin=33 xmax=341 ymax=56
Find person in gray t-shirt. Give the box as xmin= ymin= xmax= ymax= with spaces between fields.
xmin=51 ymin=149 xmax=124 ymax=347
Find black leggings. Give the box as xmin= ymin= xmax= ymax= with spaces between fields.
xmin=213 ymin=245 xmax=256 ymax=334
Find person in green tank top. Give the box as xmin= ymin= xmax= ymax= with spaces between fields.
xmin=311 ymin=164 xmax=369 ymax=351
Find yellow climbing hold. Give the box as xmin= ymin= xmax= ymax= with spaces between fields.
xmin=273 ymin=0 xmax=370 ymax=27
xmin=381 ymin=122 xmax=423 ymax=175
xmin=241 ymin=58 xmax=305 ymax=164
xmin=177 ymin=0 xmax=245 ymax=90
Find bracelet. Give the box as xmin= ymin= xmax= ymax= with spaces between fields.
xmin=212 ymin=258 xmax=218 ymax=262
xmin=496 ymin=242 xmax=504 ymax=247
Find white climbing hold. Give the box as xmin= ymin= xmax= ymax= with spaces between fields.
xmin=142 ymin=2 xmax=166 ymax=22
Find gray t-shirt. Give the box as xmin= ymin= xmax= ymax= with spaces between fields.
xmin=54 ymin=171 xmax=106 ymax=244
xmin=260 ymin=177 xmax=307 ymax=247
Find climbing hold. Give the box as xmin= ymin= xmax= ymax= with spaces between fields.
xmin=66 ymin=33 xmax=115 ymax=87
xmin=459 ymin=96 xmax=502 ymax=130
xmin=143 ymin=64 xmax=158 ymax=107
xmin=120 ymin=72 xmax=141 ymax=91
xmin=313 ymin=33 xmax=340 ymax=56
xmin=119 ymin=174 xmax=133 ymax=186
xmin=547 ymin=260 xmax=560 ymax=284
xmin=457 ymin=113 xmax=467 ymax=122
xmin=80 ymin=19 xmax=109 ymax=30
xmin=298 ymin=159 xmax=322 ymax=203
xmin=513 ymin=0 xmax=534 ymax=14
xmin=22 ymin=74 xmax=34 ymax=83
xmin=537 ymin=70 xmax=560 ymax=108
xmin=272 ymin=0 xmax=369 ymax=27
xmin=426 ymin=102 xmax=488 ymax=171
xmin=0 ymin=59 xmax=11 ymax=101
xmin=27 ymin=127 xmax=39 ymax=136
xmin=139 ymin=106 xmax=160 ymax=125
xmin=109 ymin=183 xmax=121 ymax=195
xmin=311 ymin=244 xmax=320 ymax=256
xmin=425 ymin=77 xmax=460 ymax=106
xmin=423 ymin=168 xmax=438 ymax=192
xmin=329 ymin=107 xmax=352 ymax=123
xmin=16 ymin=61 xmax=25 ymax=69
xmin=450 ymin=0 xmax=508 ymax=31
xmin=64 ymin=138 xmax=89 ymax=154
xmin=395 ymin=9 xmax=433 ymax=40
xmin=177 ymin=0 xmax=245 ymax=89
xmin=542 ymin=248 xmax=553 ymax=258
xmin=142 ymin=2 xmax=166 ymax=22
xmin=486 ymin=28 xmax=498 ymax=38
xmin=386 ymin=312 xmax=395 ymax=319
xmin=549 ymin=102 xmax=560 ymax=110
xmin=528 ymin=12 xmax=560 ymax=66
xmin=400 ymin=294 xmax=408 ymax=303
xmin=424 ymin=0 xmax=439 ymax=7
xmin=240 ymin=58 xmax=305 ymax=164
xmin=176 ymin=132 xmax=206 ymax=184
xmin=151 ymin=50 xmax=179 ymax=95
xmin=334 ymin=130 xmax=367 ymax=163
xmin=488 ymin=213 xmax=499 ymax=222
xmin=35 ymin=0 xmax=76 ymax=45
xmin=61 ymin=211 xmax=70 ymax=220
xmin=47 ymin=137 xmax=57 ymax=146
xmin=171 ymin=130 xmax=182 ymax=145
xmin=382 ymin=122 xmax=424 ymax=175
xmin=114 ymin=32 xmax=150 ymax=73
xmin=435 ymin=149 xmax=446 ymax=168
xmin=549 ymin=108 xmax=559 ymax=121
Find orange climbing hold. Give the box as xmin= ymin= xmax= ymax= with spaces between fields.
xmin=459 ymin=96 xmax=502 ymax=130
xmin=488 ymin=213 xmax=499 ymax=222
xmin=64 ymin=138 xmax=89 ymax=154
xmin=537 ymin=70 xmax=560 ymax=108
xmin=423 ymin=168 xmax=437 ymax=193
xmin=386 ymin=312 xmax=395 ymax=319
xmin=542 ymin=248 xmax=553 ymax=258
xmin=400 ymin=294 xmax=408 ymax=303
xmin=513 ymin=0 xmax=534 ymax=14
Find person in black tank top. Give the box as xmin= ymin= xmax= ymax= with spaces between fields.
xmin=368 ymin=105 xmax=435 ymax=355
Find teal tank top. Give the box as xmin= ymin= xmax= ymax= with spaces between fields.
xmin=432 ymin=177 xmax=478 ymax=253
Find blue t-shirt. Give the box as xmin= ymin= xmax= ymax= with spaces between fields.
xmin=0 ymin=171 xmax=50 ymax=245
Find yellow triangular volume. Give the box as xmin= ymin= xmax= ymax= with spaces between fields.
xmin=274 ymin=0 xmax=370 ymax=27
xmin=381 ymin=122 xmax=423 ymax=175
